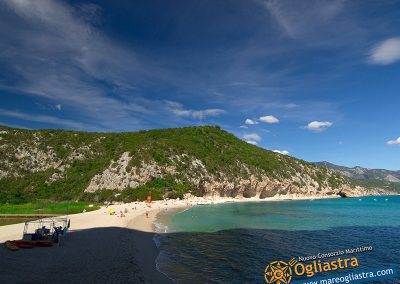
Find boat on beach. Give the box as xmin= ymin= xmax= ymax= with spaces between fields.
xmin=5 ymin=241 xmax=19 ymax=251
xmin=4 ymin=217 xmax=69 ymax=251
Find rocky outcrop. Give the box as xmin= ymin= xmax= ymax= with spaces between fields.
xmin=260 ymin=183 xmax=281 ymax=199
xmin=85 ymin=152 xmax=177 ymax=192
xmin=85 ymin=153 xmax=205 ymax=193
xmin=0 ymin=131 xmax=103 ymax=184
xmin=81 ymin=150 xmax=392 ymax=198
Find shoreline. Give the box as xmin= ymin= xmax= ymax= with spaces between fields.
xmin=0 ymin=194 xmax=388 ymax=283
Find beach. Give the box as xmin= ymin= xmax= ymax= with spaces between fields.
xmin=0 ymin=194 xmax=338 ymax=283
xmin=0 ymin=199 xmax=186 ymax=283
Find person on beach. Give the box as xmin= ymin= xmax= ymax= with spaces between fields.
xmin=145 ymin=211 xmax=149 ymax=218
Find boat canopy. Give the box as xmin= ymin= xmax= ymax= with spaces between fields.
xmin=23 ymin=217 xmax=68 ymax=236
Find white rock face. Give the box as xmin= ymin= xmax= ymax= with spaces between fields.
xmin=14 ymin=145 xmax=61 ymax=172
xmin=86 ymin=152 xmax=134 ymax=192
xmin=85 ymin=152 xmax=177 ymax=192
xmin=385 ymin=175 xmax=400 ymax=182
xmin=83 ymin=151 xmax=387 ymax=198
xmin=0 ymin=134 xmax=97 ymax=182
xmin=85 ymin=153 xmax=211 ymax=192
xmin=0 ymin=169 xmax=8 ymax=179
xmin=354 ymin=167 xmax=366 ymax=175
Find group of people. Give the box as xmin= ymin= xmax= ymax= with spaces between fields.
xmin=53 ymin=220 xmax=70 ymax=243
xmin=108 ymin=208 xmax=128 ymax=217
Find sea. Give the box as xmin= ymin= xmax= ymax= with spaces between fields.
xmin=153 ymin=196 xmax=400 ymax=283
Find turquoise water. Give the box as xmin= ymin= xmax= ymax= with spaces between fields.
xmin=168 ymin=196 xmax=400 ymax=232
xmin=155 ymin=196 xmax=400 ymax=283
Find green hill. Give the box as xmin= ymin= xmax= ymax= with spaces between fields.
xmin=0 ymin=126 xmax=388 ymax=204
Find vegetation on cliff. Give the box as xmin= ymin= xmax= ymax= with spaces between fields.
xmin=0 ymin=126 xmax=371 ymax=204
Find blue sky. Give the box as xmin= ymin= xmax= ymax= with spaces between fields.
xmin=0 ymin=0 xmax=399 ymax=170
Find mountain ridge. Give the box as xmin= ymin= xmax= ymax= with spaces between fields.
xmin=315 ymin=161 xmax=400 ymax=183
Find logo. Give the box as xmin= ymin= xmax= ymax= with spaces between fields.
xmin=264 ymin=257 xmax=360 ymax=283
xmin=264 ymin=258 xmax=297 ymax=284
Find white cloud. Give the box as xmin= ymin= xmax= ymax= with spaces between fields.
xmin=245 ymin=118 xmax=259 ymax=125
xmin=0 ymin=109 xmax=93 ymax=130
xmin=0 ymin=0 xmax=347 ymax=132
xmin=284 ymin=103 xmax=299 ymax=109
xmin=370 ymin=37 xmax=400 ymax=65
xmin=0 ymin=0 xmax=165 ymax=130
xmin=240 ymin=125 xmax=248 ymax=129
xmin=167 ymin=101 xmax=225 ymax=119
xmin=56 ymin=104 xmax=62 ymax=110
xmin=263 ymin=0 xmax=345 ymax=40
xmin=246 ymin=140 xmax=258 ymax=145
xmin=305 ymin=121 xmax=333 ymax=132
xmin=173 ymin=108 xmax=225 ymax=119
xmin=243 ymin=133 xmax=262 ymax=141
xmin=387 ymin=137 xmax=400 ymax=145
xmin=259 ymin=115 xmax=279 ymax=124
xmin=273 ymin=150 xmax=289 ymax=155
xmin=0 ymin=121 xmax=31 ymax=130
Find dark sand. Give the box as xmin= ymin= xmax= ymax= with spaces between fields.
xmin=0 ymin=227 xmax=172 ymax=284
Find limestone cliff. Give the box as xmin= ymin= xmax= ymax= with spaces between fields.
xmin=0 ymin=126 xmax=391 ymax=203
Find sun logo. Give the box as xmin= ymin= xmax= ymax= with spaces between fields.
xmin=264 ymin=258 xmax=297 ymax=284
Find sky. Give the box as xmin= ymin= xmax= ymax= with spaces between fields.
xmin=0 ymin=0 xmax=399 ymax=170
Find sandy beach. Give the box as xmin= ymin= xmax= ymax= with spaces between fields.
xmin=0 ymin=194 xmax=337 ymax=283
